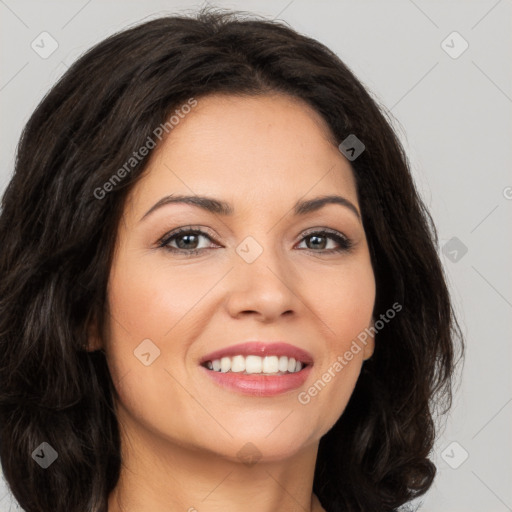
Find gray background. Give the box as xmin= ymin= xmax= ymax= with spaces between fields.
xmin=1 ymin=1 xmax=511 ymax=510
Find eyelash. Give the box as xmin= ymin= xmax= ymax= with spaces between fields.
xmin=157 ymin=225 xmax=353 ymax=257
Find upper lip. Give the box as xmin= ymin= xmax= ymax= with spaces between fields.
xmin=199 ymin=342 xmax=314 ymax=365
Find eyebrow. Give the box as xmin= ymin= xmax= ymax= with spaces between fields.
xmin=139 ymin=193 xmax=361 ymax=222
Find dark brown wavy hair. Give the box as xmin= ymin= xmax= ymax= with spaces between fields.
xmin=0 ymin=7 xmax=464 ymax=512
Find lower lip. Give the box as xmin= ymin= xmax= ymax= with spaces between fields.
xmin=200 ymin=365 xmax=313 ymax=397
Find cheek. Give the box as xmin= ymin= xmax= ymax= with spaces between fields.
xmin=101 ymin=253 xmax=198 ymax=399
xmin=311 ymin=258 xmax=376 ymax=346
xmin=106 ymin=251 xmax=217 ymax=341
xmin=103 ymin=255 xmax=219 ymax=446
xmin=297 ymin=258 xmax=375 ymax=431
xmin=104 ymin=247 xmax=226 ymax=368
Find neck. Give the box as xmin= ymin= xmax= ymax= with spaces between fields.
xmin=108 ymin=409 xmax=325 ymax=512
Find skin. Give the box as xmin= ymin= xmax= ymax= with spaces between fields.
xmin=88 ymin=92 xmax=376 ymax=512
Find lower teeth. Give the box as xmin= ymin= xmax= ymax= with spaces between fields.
xmin=207 ymin=368 xmax=296 ymax=375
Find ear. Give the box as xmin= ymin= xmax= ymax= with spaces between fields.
xmin=362 ymin=317 xmax=376 ymax=361
xmin=86 ymin=311 xmax=104 ymax=352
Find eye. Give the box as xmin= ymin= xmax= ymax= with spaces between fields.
xmin=297 ymin=229 xmax=353 ymax=253
xmin=158 ymin=226 xmax=219 ymax=256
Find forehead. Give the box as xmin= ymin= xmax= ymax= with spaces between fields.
xmin=125 ymin=93 xmax=358 ymax=218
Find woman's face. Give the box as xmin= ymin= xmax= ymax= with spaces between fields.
xmin=93 ymin=93 xmax=376 ymax=462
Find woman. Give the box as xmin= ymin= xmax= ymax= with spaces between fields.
xmin=0 ymin=7 xmax=464 ymax=512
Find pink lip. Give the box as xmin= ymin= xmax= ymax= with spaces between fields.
xmin=200 ymin=364 xmax=312 ymax=397
xmin=199 ymin=342 xmax=314 ymax=365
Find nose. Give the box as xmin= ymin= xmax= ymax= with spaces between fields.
xmin=223 ymin=239 xmax=299 ymax=322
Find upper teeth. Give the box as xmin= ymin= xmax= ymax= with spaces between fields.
xmin=205 ymin=355 xmax=304 ymax=374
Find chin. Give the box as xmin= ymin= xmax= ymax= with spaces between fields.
xmin=201 ymin=425 xmax=319 ymax=464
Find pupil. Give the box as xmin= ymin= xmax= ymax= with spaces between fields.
xmin=178 ymin=234 xmax=198 ymax=249
xmin=309 ymin=235 xmax=325 ymax=250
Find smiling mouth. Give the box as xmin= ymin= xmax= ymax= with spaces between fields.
xmin=201 ymin=354 xmax=309 ymax=375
